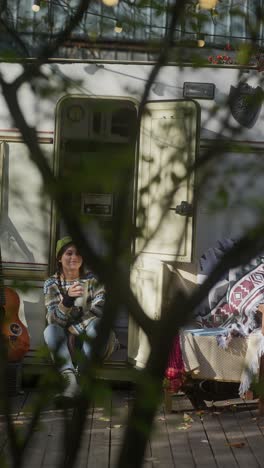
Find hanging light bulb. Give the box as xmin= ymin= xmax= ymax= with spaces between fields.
xmin=32 ymin=0 xmax=40 ymax=12
xmin=114 ymin=21 xmax=123 ymax=33
xmin=102 ymin=0 xmax=119 ymax=6
xmin=198 ymin=0 xmax=218 ymax=9
xmin=197 ymin=33 xmax=205 ymax=47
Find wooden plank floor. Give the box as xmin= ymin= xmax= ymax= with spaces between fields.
xmin=1 ymin=389 xmax=264 ymax=467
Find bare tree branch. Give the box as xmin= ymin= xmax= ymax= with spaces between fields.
xmin=138 ymin=0 xmax=186 ymax=120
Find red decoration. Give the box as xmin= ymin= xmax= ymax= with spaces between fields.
xmin=224 ymin=43 xmax=233 ymax=51
xmin=164 ymin=335 xmax=186 ymax=394
xmin=208 ymin=54 xmax=233 ymax=64
xmin=165 ymin=367 xmax=177 ymax=379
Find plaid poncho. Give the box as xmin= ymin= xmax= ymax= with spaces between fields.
xmin=44 ymin=272 xmax=105 ymax=335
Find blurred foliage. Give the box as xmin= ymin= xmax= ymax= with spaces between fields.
xmin=0 ymin=1 xmax=264 ymax=468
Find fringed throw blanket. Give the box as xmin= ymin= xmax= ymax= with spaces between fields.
xmin=195 ymin=239 xmax=264 ymax=345
xmin=194 ymin=238 xmax=264 ymax=396
xmin=165 ymin=239 xmax=264 ymax=396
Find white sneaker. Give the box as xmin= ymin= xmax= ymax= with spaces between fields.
xmin=59 ymin=369 xmax=80 ymax=399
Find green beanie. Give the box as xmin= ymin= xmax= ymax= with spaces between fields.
xmin=55 ymin=236 xmax=73 ymax=258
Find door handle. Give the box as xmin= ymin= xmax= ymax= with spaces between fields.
xmin=170 ymin=201 xmax=193 ymax=216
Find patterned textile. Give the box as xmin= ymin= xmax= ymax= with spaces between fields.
xmin=194 ymin=239 xmax=264 ymax=348
xmin=165 ymin=239 xmax=264 ymax=396
xmin=44 ymin=272 xmax=105 ymax=335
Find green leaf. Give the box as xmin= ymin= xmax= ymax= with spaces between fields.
xmin=236 ymin=43 xmax=253 ymax=65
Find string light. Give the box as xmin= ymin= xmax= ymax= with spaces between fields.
xmin=31 ymin=0 xmax=122 ymax=34
xmin=102 ymin=0 xmax=119 ymax=6
xmin=114 ymin=21 xmax=123 ymax=33
xmin=32 ymin=0 xmax=40 ymax=12
xmin=83 ymin=8 xmax=262 ymax=42
xmin=197 ymin=33 xmax=205 ymax=47
xmin=198 ymin=0 xmax=218 ymax=9
xmin=29 ymin=2 xmax=262 ymax=45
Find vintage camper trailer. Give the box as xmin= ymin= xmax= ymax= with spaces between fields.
xmin=0 ymin=60 xmax=263 ymax=376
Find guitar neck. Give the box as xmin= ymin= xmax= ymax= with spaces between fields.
xmin=0 ymin=246 xmax=6 ymax=306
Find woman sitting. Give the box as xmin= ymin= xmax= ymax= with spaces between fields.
xmin=43 ymin=236 xmax=118 ymax=399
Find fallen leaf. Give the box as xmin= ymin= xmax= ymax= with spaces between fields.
xmin=183 ymin=413 xmax=194 ymax=423
xmin=144 ymin=457 xmax=160 ymax=463
xmin=176 ymin=424 xmax=192 ymax=430
xmin=228 ymin=441 xmax=246 ymax=448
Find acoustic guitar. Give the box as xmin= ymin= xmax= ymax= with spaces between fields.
xmin=0 ymin=248 xmax=30 ymax=362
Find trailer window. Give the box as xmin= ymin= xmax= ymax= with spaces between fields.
xmin=0 ymin=139 xmax=53 ymax=275
xmin=111 ymin=108 xmax=130 ymax=138
xmin=54 ymin=96 xmax=137 ymax=263
xmin=93 ymin=112 xmax=102 ymax=134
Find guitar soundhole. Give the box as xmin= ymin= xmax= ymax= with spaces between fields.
xmin=9 ymin=323 xmax=22 ymax=336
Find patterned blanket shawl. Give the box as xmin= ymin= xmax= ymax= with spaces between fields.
xmin=194 ymin=238 xmax=264 ymax=348
xmin=165 ymin=239 xmax=264 ymax=395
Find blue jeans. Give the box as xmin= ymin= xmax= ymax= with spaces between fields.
xmin=44 ymin=319 xmax=114 ymax=372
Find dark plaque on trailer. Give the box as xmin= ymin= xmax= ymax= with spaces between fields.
xmin=229 ymin=81 xmax=263 ymax=128
xmin=183 ymin=82 xmax=215 ymax=100
xmin=82 ymin=193 xmax=113 ymax=216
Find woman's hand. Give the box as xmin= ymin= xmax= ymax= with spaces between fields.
xmin=67 ymin=282 xmax=84 ymax=298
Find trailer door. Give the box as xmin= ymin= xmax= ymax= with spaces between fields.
xmin=54 ymin=96 xmax=138 ymax=363
xmin=129 ymin=99 xmax=200 ymax=367
xmin=135 ymin=99 xmax=199 ymax=261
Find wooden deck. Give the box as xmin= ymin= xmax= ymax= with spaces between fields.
xmin=1 ymin=388 xmax=264 ymax=467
